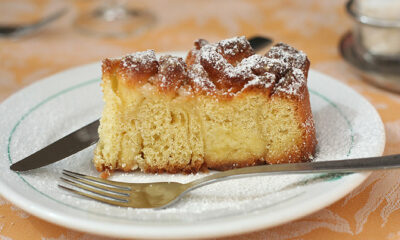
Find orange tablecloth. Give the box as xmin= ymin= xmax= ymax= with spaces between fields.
xmin=1 ymin=0 xmax=400 ymax=239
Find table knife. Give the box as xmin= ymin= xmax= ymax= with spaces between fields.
xmin=9 ymin=36 xmax=273 ymax=172
xmin=10 ymin=120 xmax=100 ymax=171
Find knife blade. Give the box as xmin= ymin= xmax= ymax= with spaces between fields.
xmin=10 ymin=120 xmax=100 ymax=171
xmin=9 ymin=36 xmax=273 ymax=172
xmin=248 ymin=36 xmax=273 ymax=51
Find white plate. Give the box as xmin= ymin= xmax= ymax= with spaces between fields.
xmin=0 ymin=53 xmax=385 ymax=239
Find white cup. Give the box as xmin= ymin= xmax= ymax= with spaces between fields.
xmin=347 ymin=0 xmax=400 ymax=63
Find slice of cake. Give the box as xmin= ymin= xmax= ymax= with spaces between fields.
xmin=94 ymin=36 xmax=317 ymax=174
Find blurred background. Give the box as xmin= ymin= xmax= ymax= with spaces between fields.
xmin=1 ymin=0 xmax=400 ymax=239
xmin=0 ymin=0 xmax=356 ymax=101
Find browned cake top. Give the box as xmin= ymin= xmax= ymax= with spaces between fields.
xmin=103 ymin=36 xmax=310 ymax=99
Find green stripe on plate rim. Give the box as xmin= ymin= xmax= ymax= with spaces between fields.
xmin=6 ymin=78 xmax=355 ymax=222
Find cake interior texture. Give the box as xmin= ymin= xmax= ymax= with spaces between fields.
xmin=94 ymin=36 xmax=317 ymax=173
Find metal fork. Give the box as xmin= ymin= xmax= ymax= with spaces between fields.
xmin=0 ymin=8 xmax=67 ymax=37
xmin=59 ymin=154 xmax=400 ymax=209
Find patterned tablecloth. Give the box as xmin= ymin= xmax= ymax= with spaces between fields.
xmin=1 ymin=0 xmax=400 ymax=239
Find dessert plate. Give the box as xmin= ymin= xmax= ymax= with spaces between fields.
xmin=0 ymin=53 xmax=385 ymax=239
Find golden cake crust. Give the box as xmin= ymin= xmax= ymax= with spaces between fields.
xmin=96 ymin=36 xmax=317 ymax=174
xmin=102 ymin=37 xmax=310 ymax=101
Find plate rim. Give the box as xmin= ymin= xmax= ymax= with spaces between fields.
xmin=0 ymin=61 xmax=385 ymax=239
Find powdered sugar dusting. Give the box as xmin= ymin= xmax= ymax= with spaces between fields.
xmin=159 ymin=75 xmax=168 ymax=88
xmin=275 ymin=68 xmax=305 ymax=96
xmin=157 ymin=55 xmax=187 ymax=90
xmin=189 ymin=39 xmax=308 ymax=97
xmin=121 ymin=50 xmax=157 ymax=71
xmin=188 ymin=64 xmax=216 ymax=92
xmin=158 ymin=55 xmax=187 ymax=76
xmin=241 ymin=77 xmax=273 ymax=92
xmin=217 ymin=36 xmax=248 ymax=56
xmin=111 ymin=38 xmax=308 ymax=98
xmin=198 ymin=44 xmax=228 ymax=72
xmin=189 ymin=36 xmax=277 ymax=96
xmin=267 ymin=43 xmax=307 ymax=69
xmin=266 ymin=43 xmax=309 ymax=96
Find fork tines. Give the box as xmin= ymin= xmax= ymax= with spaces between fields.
xmin=59 ymin=169 xmax=131 ymax=206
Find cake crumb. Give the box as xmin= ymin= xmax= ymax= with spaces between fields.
xmin=100 ymin=169 xmax=111 ymax=179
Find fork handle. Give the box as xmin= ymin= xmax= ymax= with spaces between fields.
xmin=187 ymin=154 xmax=400 ymax=189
